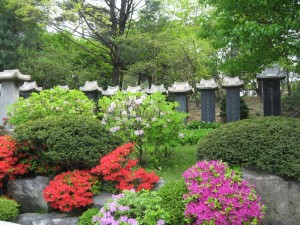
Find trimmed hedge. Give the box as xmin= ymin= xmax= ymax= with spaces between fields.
xmin=13 ymin=116 xmax=123 ymax=170
xmin=197 ymin=116 xmax=300 ymax=180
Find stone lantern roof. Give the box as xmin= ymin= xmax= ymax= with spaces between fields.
xmin=0 ymin=69 xmax=31 ymax=82
xmin=257 ymin=65 xmax=286 ymax=80
xmin=20 ymin=81 xmax=42 ymax=92
xmin=196 ymin=79 xmax=219 ymax=90
xmin=144 ymin=84 xmax=167 ymax=94
xmin=102 ymin=86 xmax=120 ymax=96
xmin=168 ymin=81 xmax=193 ymax=93
xmin=221 ymin=77 xmax=244 ymax=88
xmin=79 ymin=81 xmax=103 ymax=92
xmin=123 ymin=85 xmax=142 ymax=93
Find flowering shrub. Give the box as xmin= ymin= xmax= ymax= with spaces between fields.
xmin=7 ymin=87 xmax=95 ymax=126
xmin=98 ymin=91 xmax=187 ymax=165
xmin=0 ymin=136 xmax=29 ymax=187
xmin=43 ymin=170 xmax=100 ymax=212
xmin=183 ymin=160 xmax=265 ymax=225
xmin=91 ymin=143 xmax=159 ymax=191
xmin=92 ymin=190 xmax=170 ymax=225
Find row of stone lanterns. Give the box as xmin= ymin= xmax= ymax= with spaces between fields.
xmin=0 ymin=66 xmax=286 ymax=126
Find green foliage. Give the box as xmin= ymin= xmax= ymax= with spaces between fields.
xmin=199 ymin=0 xmax=300 ymax=75
xmin=282 ymin=82 xmax=300 ymax=118
xmin=78 ymin=208 xmax=99 ymax=225
xmin=157 ymin=180 xmax=187 ymax=225
xmin=220 ymin=96 xmax=249 ymax=121
xmin=7 ymin=87 xmax=95 ymax=126
xmin=13 ymin=116 xmax=123 ymax=170
xmin=95 ymin=190 xmax=170 ymax=224
xmin=186 ymin=121 xmax=221 ymax=130
xmin=0 ymin=197 xmax=19 ymax=221
xmin=18 ymin=32 xmax=112 ymax=89
xmin=197 ymin=117 xmax=300 ymax=180
xmin=98 ymin=91 xmax=187 ymax=166
xmin=179 ymin=128 xmax=213 ymax=145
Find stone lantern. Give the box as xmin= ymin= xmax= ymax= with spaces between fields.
xmin=20 ymin=81 xmax=42 ymax=99
xmin=79 ymin=81 xmax=103 ymax=103
xmin=168 ymin=82 xmax=193 ymax=123
xmin=102 ymin=86 xmax=120 ymax=96
xmin=0 ymin=70 xmax=31 ymax=126
xmin=221 ymin=77 xmax=244 ymax=122
xmin=196 ymin=79 xmax=219 ymax=122
xmin=144 ymin=84 xmax=167 ymax=94
xmin=257 ymin=65 xmax=285 ymax=116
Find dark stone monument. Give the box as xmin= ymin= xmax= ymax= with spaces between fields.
xmin=79 ymin=81 xmax=103 ymax=103
xmin=168 ymin=82 xmax=193 ymax=123
xmin=257 ymin=65 xmax=285 ymax=116
xmin=19 ymin=81 xmax=42 ymax=99
xmin=221 ymin=77 xmax=244 ymax=122
xmin=0 ymin=70 xmax=31 ymax=126
xmin=196 ymin=79 xmax=219 ymax=122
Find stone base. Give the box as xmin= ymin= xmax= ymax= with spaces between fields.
xmin=243 ymin=168 xmax=300 ymax=225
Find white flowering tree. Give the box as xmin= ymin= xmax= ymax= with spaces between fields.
xmin=98 ymin=91 xmax=187 ymax=166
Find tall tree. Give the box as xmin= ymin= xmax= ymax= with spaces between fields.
xmin=49 ymin=0 xmax=142 ymax=87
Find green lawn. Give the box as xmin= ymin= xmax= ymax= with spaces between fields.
xmin=152 ymin=145 xmax=198 ymax=182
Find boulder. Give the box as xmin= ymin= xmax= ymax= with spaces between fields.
xmin=92 ymin=191 xmax=113 ymax=208
xmin=243 ymin=168 xmax=300 ymax=225
xmin=17 ymin=213 xmax=78 ymax=225
xmin=7 ymin=176 xmax=51 ymax=213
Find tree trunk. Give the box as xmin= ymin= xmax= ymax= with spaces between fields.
xmin=286 ymin=71 xmax=291 ymax=96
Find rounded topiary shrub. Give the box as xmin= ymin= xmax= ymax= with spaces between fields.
xmin=157 ymin=179 xmax=187 ymax=225
xmin=197 ymin=116 xmax=300 ymax=180
xmin=13 ymin=116 xmax=123 ymax=170
xmin=0 ymin=197 xmax=19 ymax=221
xmin=78 ymin=208 xmax=99 ymax=225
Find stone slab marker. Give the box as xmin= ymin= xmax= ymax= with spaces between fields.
xmin=196 ymin=79 xmax=219 ymax=122
xmin=168 ymin=81 xmax=193 ymax=124
xmin=221 ymin=77 xmax=244 ymax=122
xmin=0 ymin=70 xmax=31 ymax=126
xmin=257 ymin=65 xmax=285 ymax=116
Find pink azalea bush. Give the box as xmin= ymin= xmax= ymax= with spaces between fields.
xmin=183 ymin=160 xmax=265 ymax=225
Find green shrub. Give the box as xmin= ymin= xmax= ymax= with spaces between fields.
xmin=7 ymin=87 xmax=95 ymax=126
xmin=220 ymin=96 xmax=249 ymax=121
xmin=179 ymin=128 xmax=213 ymax=145
xmin=197 ymin=116 xmax=300 ymax=180
xmin=157 ymin=180 xmax=187 ymax=225
xmin=186 ymin=121 xmax=221 ymax=130
xmin=282 ymin=82 xmax=300 ymax=118
xmin=13 ymin=116 xmax=123 ymax=170
xmin=78 ymin=208 xmax=100 ymax=225
xmin=0 ymin=197 xmax=19 ymax=221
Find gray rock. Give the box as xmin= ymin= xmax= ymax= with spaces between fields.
xmin=7 ymin=176 xmax=51 ymax=213
xmin=243 ymin=168 xmax=300 ymax=225
xmin=92 ymin=191 xmax=113 ymax=208
xmin=17 ymin=213 xmax=78 ymax=225
xmin=153 ymin=179 xmax=166 ymax=191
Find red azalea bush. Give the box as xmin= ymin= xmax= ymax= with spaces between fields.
xmin=43 ymin=170 xmax=99 ymax=212
xmin=0 ymin=136 xmax=29 ymax=187
xmin=91 ymin=143 xmax=159 ymax=191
